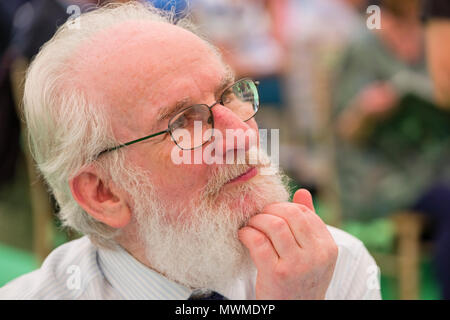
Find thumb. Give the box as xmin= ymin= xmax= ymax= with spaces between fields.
xmin=292 ymin=188 xmax=315 ymax=212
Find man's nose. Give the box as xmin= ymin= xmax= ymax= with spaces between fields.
xmin=208 ymin=104 xmax=258 ymax=161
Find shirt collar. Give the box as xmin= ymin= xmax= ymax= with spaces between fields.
xmin=97 ymin=244 xmax=192 ymax=300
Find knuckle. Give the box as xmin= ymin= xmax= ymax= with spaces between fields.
xmin=270 ymin=217 xmax=287 ymax=231
xmin=305 ymin=211 xmax=325 ymax=226
xmin=252 ymin=233 xmax=268 ymax=247
xmin=274 ymin=264 xmax=290 ymax=280
xmin=284 ymin=204 xmax=301 ymax=217
xmin=295 ymin=203 xmax=310 ymax=212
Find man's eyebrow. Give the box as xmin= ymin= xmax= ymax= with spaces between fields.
xmin=156 ymin=73 xmax=235 ymax=122
xmin=157 ymin=98 xmax=193 ymax=122
xmin=215 ymin=72 xmax=235 ymax=100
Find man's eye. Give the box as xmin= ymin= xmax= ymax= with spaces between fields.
xmin=190 ymin=113 xmax=205 ymax=121
xmin=172 ymin=116 xmax=187 ymax=128
xmin=221 ymin=93 xmax=234 ymax=105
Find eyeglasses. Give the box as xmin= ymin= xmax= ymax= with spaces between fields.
xmin=97 ymin=78 xmax=259 ymax=156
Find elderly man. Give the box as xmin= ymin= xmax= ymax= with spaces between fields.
xmin=0 ymin=2 xmax=380 ymax=300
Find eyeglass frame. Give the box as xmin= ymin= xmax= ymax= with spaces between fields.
xmin=96 ymin=78 xmax=260 ymax=157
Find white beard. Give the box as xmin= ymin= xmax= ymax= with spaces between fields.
xmin=120 ymin=150 xmax=290 ymax=293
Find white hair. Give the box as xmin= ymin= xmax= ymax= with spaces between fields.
xmin=22 ymin=1 xmax=207 ymax=248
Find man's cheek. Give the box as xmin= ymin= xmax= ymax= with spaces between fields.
xmin=168 ymin=162 xmax=209 ymax=191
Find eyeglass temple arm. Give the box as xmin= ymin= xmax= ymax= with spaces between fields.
xmin=97 ymin=129 xmax=169 ymax=157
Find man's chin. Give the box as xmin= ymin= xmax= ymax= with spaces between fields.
xmin=222 ymin=192 xmax=260 ymax=219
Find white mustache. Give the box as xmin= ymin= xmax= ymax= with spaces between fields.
xmin=202 ymin=147 xmax=272 ymax=197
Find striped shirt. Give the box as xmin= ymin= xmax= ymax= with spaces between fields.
xmin=0 ymin=226 xmax=381 ymax=299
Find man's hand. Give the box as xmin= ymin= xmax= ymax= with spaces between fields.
xmin=238 ymin=189 xmax=338 ymax=299
xmin=337 ymin=82 xmax=398 ymax=142
xmin=356 ymin=82 xmax=398 ymax=118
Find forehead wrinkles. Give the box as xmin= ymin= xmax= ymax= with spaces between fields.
xmin=66 ymin=20 xmax=222 ymax=140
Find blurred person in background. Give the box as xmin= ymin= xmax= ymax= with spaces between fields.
xmin=332 ymin=0 xmax=441 ymax=221
xmin=10 ymin=0 xmax=102 ymax=62
xmin=0 ymin=0 xmax=30 ymax=187
xmin=333 ymin=0 xmax=450 ymax=299
xmin=1 ymin=0 xmax=126 ymax=188
xmin=423 ymin=0 xmax=450 ymax=108
xmin=413 ymin=0 xmax=450 ymax=300
xmin=1 ymin=0 xmax=133 ymax=184
xmin=281 ymin=0 xmax=368 ymax=207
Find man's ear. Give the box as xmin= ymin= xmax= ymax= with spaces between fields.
xmin=69 ymin=167 xmax=131 ymax=228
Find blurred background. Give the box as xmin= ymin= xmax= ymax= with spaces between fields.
xmin=1 ymin=0 xmax=449 ymax=299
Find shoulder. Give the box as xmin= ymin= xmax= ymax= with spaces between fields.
xmin=0 ymin=236 xmax=105 ymax=299
xmin=327 ymin=225 xmax=365 ymax=255
xmin=326 ymin=225 xmax=372 ymax=278
xmin=326 ymin=225 xmax=381 ymax=300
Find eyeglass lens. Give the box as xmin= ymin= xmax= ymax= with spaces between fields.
xmin=168 ymin=79 xmax=259 ymax=150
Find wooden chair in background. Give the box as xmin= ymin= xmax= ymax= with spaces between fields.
xmin=372 ymin=212 xmax=425 ymax=300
